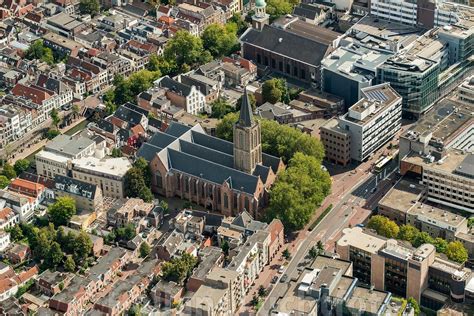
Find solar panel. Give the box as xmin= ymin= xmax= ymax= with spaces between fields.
xmin=365 ymin=90 xmax=388 ymax=102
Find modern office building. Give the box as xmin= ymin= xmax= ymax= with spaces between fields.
xmin=336 ymin=83 xmax=402 ymax=162
xmin=321 ymin=16 xmax=420 ymax=108
xmin=458 ymin=76 xmax=474 ymax=104
xmin=401 ymin=150 xmax=474 ymax=213
xmin=319 ymin=119 xmax=351 ymax=166
xmin=336 ymin=227 xmax=472 ymax=309
xmin=376 ymin=30 xmax=449 ymax=118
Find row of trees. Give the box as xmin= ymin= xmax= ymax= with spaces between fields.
xmin=9 ymin=223 xmax=92 ymax=271
xmin=216 ymin=112 xmax=325 ymax=163
xmin=216 ymin=112 xmax=329 ymax=230
xmin=367 ymin=215 xmax=468 ymax=263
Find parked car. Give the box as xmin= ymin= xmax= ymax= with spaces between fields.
xmin=271 ymin=276 xmax=279 ymax=284
xmin=278 ymin=265 xmax=285 ymax=274
xmin=280 ymin=274 xmax=288 ymax=283
xmin=355 ymin=224 xmax=365 ymax=228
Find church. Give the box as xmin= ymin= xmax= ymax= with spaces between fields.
xmin=137 ymin=91 xmax=284 ymax=218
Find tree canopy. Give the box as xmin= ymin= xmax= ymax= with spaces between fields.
xmin=446 ymin=241 xmax=468 ymax=263
xmin=0 ymin=175 xmax=9 ymax=189
xmin=13 ymin=159 xmax=30 ymax=175
xmin=262 ymin=78 xmax=287 ymax=104
xmin=124 ymin=158 xmax=153 ymax=202
xmin=1 ymin=163 xmax=16 ymax=179
xmin=202 ymin=23 xmax=238 ymax=58
xmin=210 ymin=98 xmax=234 ymax=119
xmin=164 ymin=31 xmax=211 ymax=72
xmin=266 ymin=153 xmax=331 ymax=231
xmin=161 ymin=253 xmax=198 ymax=284
xmin=79 ymin=0 xmax=100 ymax=16
xmin=25 ymin=40 xmax=54 ymax=65
xmin=216 ymin=113 xmax=325 ymax=163
xmin=367 ymin=215 xmax=400 ymax=238
xmin=48 ymin=197 xmax=76 ymax=227
xmin=139 ymin=242 xmax=151 ymax=258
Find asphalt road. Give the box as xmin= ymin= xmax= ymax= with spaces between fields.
xmin=258 ymin=161 xmax=398 ymax=315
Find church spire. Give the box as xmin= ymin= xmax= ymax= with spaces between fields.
xmin=238 ymin=89 xmax=254 ymax=127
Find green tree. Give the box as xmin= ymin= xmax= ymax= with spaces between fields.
xmin=367 ymin=215 xmax=400 ymax=238
xmin=202 ymin=23 xmax=238 ymax=58
xmin=48 ymin=197 xmax=76 ymax=227
xmin=1 ymin=163 xmax=16 ymax=179
xmin=398 ymin=225 xmax=419 ymax=243
xmin=79 ymin=0 xmax=100 ymax=16
xmin=258 ymin=285 xmax=267 ymax=297
xmin=139 ymin=242 xmax=151 ymax=258
xmin=433 ymin=237 xmax=448 ymax=253
xmin=468 ymin=217 xmax=474 ymax=228
xmin=407 ymin=297 xmax=420 ymax=316
xmin=124 ymin=167 xmax=153 ymax=202
xmin=133 ymin=157 xmax=152 ymax=187
xmin=210 ymin=98 xmax=234 ymax=119
xmin=227 ymin=13 xmax=248 ymax=35
xmin=46 ymin=129 xmax=61 ymax=140
xmin=216 ymin=112 xmax=239 ymax=141
xmin=111 ymin=148 xmax=122 ymax=158
xmin=71 ymin=104 xmax=81 ymax=119
xmin=251 ymin=293 xmax=260 ymax=306
xmin=161 ymin=253 xmax=198 ymax=284
xmin=64 ymin=255 xmax=76 ymax=272
xmin=47 ymin=241 xmax=64 ymax=268
xmin=412 ymin=232 xmax=434 ymax=248
xmin=164 ymin=31 xmax=211 ymax=72
xmin=116 ymin=223 xmax=137 ymax=241
xmin=308 ymin=246 xmax=318 ymax=259
xmin=445 ymin=241 xmax=468 ymax=263
xmin=50 ymin=108 xmax=60 ymax=128
xmin=31 ymin=228 xmax=52 ymax=260
xmin=159 ymin=200 xmax=169 ymax=214
xmin=317 ymin=240 xmax=324 ymax=253
xmin=0 ymin=175 xmax=10 ymax=188
xmin=25 ymin=40 xmax=54 ymax=65
xmin=282 ymin=248 xmax=291 ymax=260
xmin=267 ymin=153 xmax=331 ymax=230
xmin=262 ymin=79 xmax=283 ymax=104
xmin=129 ymin=70 xmax=161 ymax=96
xmin=8 ymin=225 xmax=24 ymax=241
xmin=73 ymin=230 xmax=93 ymax=265
xmin=13 ymin=159 xmax=30 ymax=175
xmin=128 ymin=305 xmax=142 ymax=316
xmin=266 ymin=0 xmax=294 ymax=20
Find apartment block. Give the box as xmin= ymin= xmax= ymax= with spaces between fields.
xmin=336 ymin=83 xmax=402 ymax=162
xmin=336 ymin=227 xmax=472 ymax=309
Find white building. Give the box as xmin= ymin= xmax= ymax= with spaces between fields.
xmin=458 ymin=76 xmax=474 ymax=104
xmin=0 ymin=105 xmax=32 ymax=149
xmin=338 ymin=83 xmax=402 ymax=161
xmin=156 ymin=76 xmax=210 ymax=115
xmin=0 ymin=191 xmax=37 ymax=222
xmin=0 ymin=230 xmax=10 ymax=252
xmin=370 ymin=0 xmax=417 ymax=26
xmin=0 ymin=207 xmax=20 ymax=231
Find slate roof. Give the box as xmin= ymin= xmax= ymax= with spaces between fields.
xmin=54 ymin=175 xmax=97 ymax=199
xmin=165 ymin=121 xmax=191 ymax=137
xmin=238 ymin=90 xmax=254 ymax=127
xmin=159 ymin=76 xmax=192 ymax=97
xmin=96 ymin=119 xmax=116 ymax=133
xmin=148 ymin=131 xmax=176 ymax=148
xmin=241 ymin=24 xmax=331 ymax=67
xmin=113 ymin=104 xmax=145 ymax=126
xmin=168 ymin=148 xmax=260 ymax=194
xmin=123 ymin=102 xmax=149 ymax=116
xmin=293 ymin=4 xmax=322 ymax=20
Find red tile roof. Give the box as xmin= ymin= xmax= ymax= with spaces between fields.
xmin=9 ymin=178 xmax=45 ymax=197
xmin=11 ymin=83 xmax=51 ymax=105
xmin=0 ymin=207 xmax=14 ymax=221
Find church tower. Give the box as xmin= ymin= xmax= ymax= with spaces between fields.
xmin=252 ymin=0 xmax=269 ymax=30
xmin=234 ymin=90 xmax=262 ymax=174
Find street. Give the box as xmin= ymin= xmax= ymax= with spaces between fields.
xmin=254 ymin=156 xmax=399 ymax=315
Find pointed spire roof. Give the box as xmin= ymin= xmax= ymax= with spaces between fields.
xmin=238 ymin=89 xmax=254 ymax=127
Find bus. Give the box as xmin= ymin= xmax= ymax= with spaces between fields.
xmin=374 ymin=155 xmax=392 ymax=173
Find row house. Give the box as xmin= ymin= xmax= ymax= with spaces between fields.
xmin=176 ymin=2 xmax=226 ymax=34
xmin=49 ymin=248 xmax=131 ymax=315
xmin=89 ymin=52 xmax=133 ymax=83
xmin=36 ymin=74 xmax=74 ymax=108
xmin=0 ymin=95 xmax=42 ymax=130
xmin=42 ymin=32 xmax=83 ymax=58
xmin=117 ymin=49 xmax=147 ymax=72
xmin=106 ymin=198 xmax=162 ymax=230
xmin=0 ymin=207 xmax=19 ymax=231
xmin=0 ymin=104 xmax=32 ymax=149
xmin=10 ymin=83 xmax=60 ymax=123
xmin=0 ymin=230 xmax=10 ymax=252
xmin=0 ymin=188 xmax=39 ymax=222
xmin=93 ymin=260 xmax=160 ymax=316
xmin=66 ymin=56 xmax=108 ymax=94
xmin=0 ymin=265 xmax=38 ymax=302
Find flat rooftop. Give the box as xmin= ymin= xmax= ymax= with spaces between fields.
xmin=336 ymin=227 xmax=386 ymax=254
xmin=401 ymin=98 xmax=473 ymax=150
xmin=45 ymin=134 xmax=95 ymax=158
xmin=346 ymin=287 xmax=390 ymax=314
xmin=47 ymin=13 xmax=83 ymax=30
xmin=342 ymin=83 xmax=401 ymax=125
xmin=378 ymin=178 xmax=424 ymax=212
xmin=403 ymin=150 xmax=473 ymax=178
xmin=72 ymin=156 xmax=131 ymax=177
xmin=43 ymin=32 xmax=83 ymax=50
xmin=409 ymin=202 xmax=467 ymax=228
